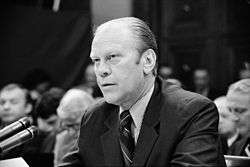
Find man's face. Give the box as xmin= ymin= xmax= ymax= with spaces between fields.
xmin=85 ymin=64 xmax=97 ymax=86
xmin=0 ymin=88 xmax=30 ymax=123
xmin=218 ymin=106 xmax=237 ymax=137
xmin=90 ymin=24 xmax=146 ymax=106
xmin=194 ymin=70 xmax=209 ymax=89
xmin=226 ymin=92 xmax=250 ymax=136
xmin=37 ymin=115 xmax=58 ymax=132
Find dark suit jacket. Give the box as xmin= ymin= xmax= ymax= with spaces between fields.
xmin=59 ymin=77 xmax=226 ymax=167
xmin=220 ymin=134 xmax=242 ymax=155
xmin=228 ymin=135 xmax=250 ymax=156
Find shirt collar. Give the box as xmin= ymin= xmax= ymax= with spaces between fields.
xmin=227 ymin=132 xmax=239 ymax=147
xmin=119 ymin=84 xmax=155 ymax=128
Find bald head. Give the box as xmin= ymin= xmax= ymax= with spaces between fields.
xmin=57 ymin=89 xmax=94 ymax=124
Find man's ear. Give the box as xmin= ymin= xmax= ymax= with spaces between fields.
xmin=141 ymin=49 xmax=156 ymax=75
xmin=25 ymin=103 xmax=32 ymax=114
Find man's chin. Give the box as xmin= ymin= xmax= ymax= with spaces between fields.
xmin=239 ymin=128 xmax=249 ymax=137
xmin=103 ymin=94 xmax=121 ymax=105
xmin=1 ymin=117 xmax=16 ymax=124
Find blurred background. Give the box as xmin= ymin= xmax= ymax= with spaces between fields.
xmin=0 ymin=0 xmax=250 ymax=92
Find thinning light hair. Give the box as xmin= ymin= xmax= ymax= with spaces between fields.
xmin=57 ymin=89 xmax=95 ymax=123
xmin=94 ymin=17 xmax=158 ymax=75
xmin=227 ymin=79 xmax=250 ymax=103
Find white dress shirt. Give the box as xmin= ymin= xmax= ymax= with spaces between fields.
xmin=227 ymin=132 xmax=239 ymax=147
xmin=119 ymin=85 xmax=155 ymax=144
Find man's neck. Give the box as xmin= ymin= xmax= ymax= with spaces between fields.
xmin=120 ymin=76 xmax=155 ymax=110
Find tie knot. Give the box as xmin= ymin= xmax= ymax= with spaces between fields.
xmin=120 ymin=110 xmax=133 ymax=127
xmin=120 ymin=110 xmax=130 ymax=119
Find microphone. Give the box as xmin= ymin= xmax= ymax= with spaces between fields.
xmin=0 ymin=117 xmax=31 ymax=142
xmin=0 ymin=126 xmax=39 ymax=154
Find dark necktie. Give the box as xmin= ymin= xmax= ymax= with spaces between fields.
xmin=119 ymin=110 xmax=135 ymax=166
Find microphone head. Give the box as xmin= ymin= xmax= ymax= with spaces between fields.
xmin=0 ymin=126 xmax=39 ymax=154
xmin=18 ymin=117 xmax=32 ymax=128
xmin=27 ymin=126 xmax=39 ymax=138
xmin=0 ymin=117 xmax=32 ymax=142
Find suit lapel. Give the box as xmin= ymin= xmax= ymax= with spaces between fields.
xmin=132 ymin=78 xmax=162 ymax=166
xmin=236 ymin=136 xmax=249 ymax=156
xmin=101 ymin=105 xmax=123 ymax=166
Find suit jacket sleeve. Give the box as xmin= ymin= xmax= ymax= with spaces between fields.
xmin=56 ymin=137 xmax=83 ymax=167
xmin=171 ymin=98 xmax=226 ymax=166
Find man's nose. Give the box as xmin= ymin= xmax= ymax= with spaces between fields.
xmin=97 ymin=62 xmax=111 ymax=78
xmin=230 ymin=110 xmax=240 ymax=121
xmin=3 ymin=102 xmax=10 ymax=110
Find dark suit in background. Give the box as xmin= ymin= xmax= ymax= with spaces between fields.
xmin=228 ymin=135 xmax=250 ymax=156
xmin=58 ymin=77 xmax=226 ymax=167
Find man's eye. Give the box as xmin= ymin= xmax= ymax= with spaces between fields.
xmin=92 ymin=59 xmax=100 ymax=63
xmin=235 ymin=108 xmax=247 ymax=114
xmin=107 ymin=54 xmax=116 ymax=61
xmin=10 ymin=100 xmax=19 ymax=105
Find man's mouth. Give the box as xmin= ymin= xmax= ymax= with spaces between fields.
xmin=101 ymin=83 xmax=116 ymax=87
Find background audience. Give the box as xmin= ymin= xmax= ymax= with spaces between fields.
xmin=158 ymin=66 xmax=173 ymax=79
xmin=76 ymin=64 xmax=102 ymax=99
xmin=214 ymin=96 xmax=240 ymax=155
xmin=0 ymin=70 xmax=249 ymax=165
xmin=225 ymin=79 xmax=250 ymax=156
xmin=0 ymin=83 xmax=34 ymax=159
xmin=0 ymin=84 xmax=33 ymax=128
xmin=192 ymin=68 xmax=223 ymax=100
xmin=34 ymin=87 xmax=65 ymax=154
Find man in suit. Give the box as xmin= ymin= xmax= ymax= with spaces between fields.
xmin=0 ymin=83 xmax=33 ymax=126
xmin=0 ymin=83 xmax=33 ymax=159
xmin=226 ymin=79 xmax=250 ymax=156
xmin=58 ymin=17 xmax=226 ymax=167
xmin=192 ymin=68 xmax=223 ymax=100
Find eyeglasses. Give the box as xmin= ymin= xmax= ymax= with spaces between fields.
xmin=59 ymin=120 xmax=80 ymax=131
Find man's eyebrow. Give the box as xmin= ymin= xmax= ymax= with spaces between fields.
xmin=89 ymin=54 xmax=98 ymax=58
xmin=90 ymin=55 xmax=98 ymax=59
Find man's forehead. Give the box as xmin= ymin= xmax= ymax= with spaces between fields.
xmin=195 ymin=71 xmax=208 ymax=78
xmin=0 ymin=88 xmax=25 ymax=99
xmin=95 ymin=26 xmax=133 ymax=43
xmin=226 ymin=92 xmax=250 ymax=108
xmin=95 ymin=20 xmax=130 ymax=35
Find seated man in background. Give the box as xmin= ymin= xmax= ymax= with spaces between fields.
xmin=214 ymin=96 xmax=240 ymax=155
xmin=0 ymin=83 xmax=33 ymax=159
xmin=192 ymin=68 xmax=223 ymax=100
xmin=34 ymin=87 xmax=65 ymax=153
xmin=21 ymin=87 xmax=65 ymax=167
xmin=158 ymin=65 xmax=173 ymax=79
xmin=0 ymin=83 xmax=33 ymax=127
xmin=239 ymin=68 xmax=250 ymax=80
xmin=226 ymin=79 xmax=250 ymax=156
xmin=54 ymin=88 xmax=95 ymax=166
xmin=76 ymin=63 xmax=103 ymax=99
